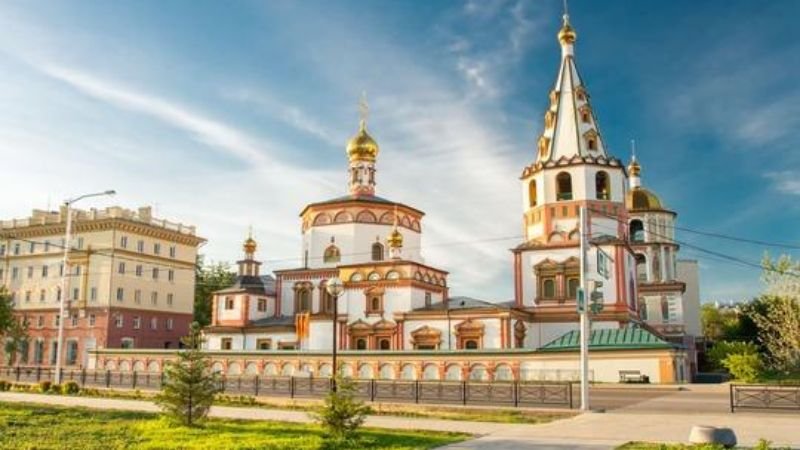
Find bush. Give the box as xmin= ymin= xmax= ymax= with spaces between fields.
xmin=708 ymin=341 xmax=758 ymax=371
xmin=723 ymin=352 xmax=762 ymax=383
xmin=313 ymin=376 xmax=371 ymax=447
xmin=0 ymin=380 xmax=9 ymax=391
xmin=61 ymin=381 xmax=80 ymax=395
xmin=49 ymin=384 xmax=62 ymax=394
xmin=38 ymin=381 xmax=52 ymax=393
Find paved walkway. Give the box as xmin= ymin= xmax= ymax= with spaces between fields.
xmin=1 ymin=392 xmax=798 ymax=449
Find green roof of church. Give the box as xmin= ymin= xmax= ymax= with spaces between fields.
xmin=539 ymin=327 xmax=675 ymax=352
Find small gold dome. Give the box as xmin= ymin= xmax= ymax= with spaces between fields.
xmin=558 ymin=16 xmax=577 ymax=45
xmin=346 ymin=120 xmax=379 ymax=163
xmin=626 ymin=187 xmax=663 ymax=211
xmin=387 ymin=228 xmax=403 ymax=248
xmin=243 ymin=236 xmax=257 ymax=254
xmin=628 ymin=158 xmax=641 ymax=177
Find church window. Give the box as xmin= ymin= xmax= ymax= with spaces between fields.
xmin=465 ymin=340 xmax=478 ymax=350
xmin=379 ymin=339 xmax=391 ymax=350
xmin=542 ymin=278 xmax=556 ymax=299
xmin=221 ymin=338 xmax=232 ymax=350
xmin=256 ymin=339 xmax=271 ymax=350
xmin=366 ymin=290 xmax=384 ymax=315
xmin=639 ymin=300 xmax=648 ymax=321
xmin=350 ymin=272 xmax=364 ymax=282
xmin=294 ymin=283 xmax=312 ymax=312
xmin=319 ymin=281 xmax=333 ymax=313
xmin=635 ymin=254 xmax=647 ymax=282
xmin=356 ymin=338 xmax=367 ymax=350
xmin=556 ymin=172 xmax=572 ymax=201
xmin=581 ymin=110 xmax=590 ymax=123
xmin=661 ymin=297 xmax=670 ymax=323
xmin=567 ymin=277 xmax=580 ymax=299
xmin=595 ymin=171 xmax=610 ymax=200
xmin=629 ymin=220 xmax=645 ymax=243
xmin=224 ymin=297 xmax=234 ymax=310
xmin=587 ymin=137 xmax=597 ymax=150
xmin=323 ymin=245 xmax=341 ymax=263
xmin=528 ymin=180 xmax=537 ymax=207
xmin=257 ymin=298 xmax=267 ymax=312
xmin=371 ymin=242 xmax=384 ymax=261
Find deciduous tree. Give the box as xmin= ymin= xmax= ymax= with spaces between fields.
xmin=193 ymin=257 xmax=236 ymax=326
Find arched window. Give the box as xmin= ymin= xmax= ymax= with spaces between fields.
xmin=319 ymin=281 xmax=333 ymax=313
xmin=371 ymin=297 xmax=381 ymax=311
xmin=465 ymin=340 xmax=479 ymax=350
xmin=595 ymin=171 xmax=610 ymax=200
xmin=567 ymin=277 xmax=580 ymax=299
xmin=543 ymin=279 xmax=556 ymax=299
xmin=371 ymin=242 xmax=384 ymax=261
xmin=295 ymin=285 xmax=311 ymax=312
xmin=528 ymin=180 xmax=537 ymax=207
xmin=587 ymin=137 xmax=597 ymax=150
xmin=356 ymin=338 xmax=367 ymax=350
xmin=635 ymin=254 xmax=647 ymax=282
xmin=556 ymin=172 xmax=572 ymax=201
xmin=661 ymin=297 xmax=670 ymax=322
xmin=629 ymin=220 xmax=645 ymax=243
xmin=379 ymin=339 xmax=391 ymax=350
xmin=323 ymin=245 xmax=341 ymax=263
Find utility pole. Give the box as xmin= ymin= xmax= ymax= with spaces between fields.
xmin=578 ymin=206 xmax=590 ymax=411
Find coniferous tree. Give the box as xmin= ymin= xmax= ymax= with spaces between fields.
xmin=155 ymin=322 xmax=221 ymax=426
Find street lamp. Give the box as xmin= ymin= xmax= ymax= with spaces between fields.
xmin=325 ymin=277 xmax=344 ymax=390
xmin=54 ymin=190 xmax=116 ymax=384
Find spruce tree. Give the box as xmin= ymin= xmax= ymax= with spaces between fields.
xmin=155 ymin=322 xmax=221 ymax=426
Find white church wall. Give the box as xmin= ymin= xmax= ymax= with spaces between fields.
xmin=216 ymin=295 xmax=242 ymax=321
xmin=303 ymin=222 xmax=422 ymax=269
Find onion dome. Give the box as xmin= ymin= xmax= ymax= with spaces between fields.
xmin=243 ymin=236 xmax=257 ymax=254
xmin=387 ymin=227 xmax=403 ymax=249
xmin=346 ymin=119 xmax=379 ymax=163
xmin=626 ymin=187 xmax=663 ymax=211
xmin=558 ymin=14 xmax=577 ymax=45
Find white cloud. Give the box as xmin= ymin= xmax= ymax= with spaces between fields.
xmin=765 ymin=171 xmax=800 ymax=196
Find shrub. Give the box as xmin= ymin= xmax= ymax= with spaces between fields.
xmin=708 ymin=341 xmax=758 ymax=371
xmin=61 ymin=381 xmax=80 ymax=395
xmin=313 ymin=376 xmax=371 ymax=447
xmin=38 ymin=381 xmax=52 ymax=393
xmin=0 ymin=380 xmax=9 ymax=391
xmin=723 ymin=352 xmax=762 ymax=383
xmin=49 ymin=384 xmax=62 ymax=394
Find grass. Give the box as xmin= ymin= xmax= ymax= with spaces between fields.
xmin=617 ymin=441 xmax=790 ymax=450
xmin=0 ymin=402 xmax=469 ymax=450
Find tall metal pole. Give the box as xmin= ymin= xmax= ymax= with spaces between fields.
xmin=332 ymin=291 xmax=338 ymax=392
xmin=54 ymin=202 xmax=73 ymax=385
xmin=579 ymin=206 xmax=590 ymax=411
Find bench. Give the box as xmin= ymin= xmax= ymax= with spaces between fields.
xmin=619 ymin=370 xmax=649 ymax=383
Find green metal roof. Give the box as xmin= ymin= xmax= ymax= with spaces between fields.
xmin=539 ymin=326 xmax=676 ymax=352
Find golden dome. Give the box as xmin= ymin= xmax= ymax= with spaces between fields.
xmin=243 ymin=236 xmax=257 ymax=254
xmin=558 ymin=16 xmax=577 ymax=45
xmin=387 ymin=228 xmax=403 ymax=248
xmin=346 ymin=120 xmax=379 ymax=163
xmin=626 ymin=187 xmax=663 ymax=211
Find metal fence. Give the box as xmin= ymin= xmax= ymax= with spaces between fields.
xmin=729 ymin=384 xmax=800 ymax=412
xmin=0 ymin=366 xmax=572 ymax=408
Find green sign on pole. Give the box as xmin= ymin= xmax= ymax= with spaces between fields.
xmin=577 ymin=287 xmax=585 ymax=313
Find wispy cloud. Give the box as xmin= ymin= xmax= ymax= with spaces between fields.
xmin=765 ymin=171 xmax=800 ymax=196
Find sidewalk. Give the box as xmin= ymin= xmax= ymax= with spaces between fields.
xmin=1 ymin=392 xmax=798 ymax=449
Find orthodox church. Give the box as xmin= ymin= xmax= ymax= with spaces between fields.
xmin=200 ymin=10 xmax=699 ymax=379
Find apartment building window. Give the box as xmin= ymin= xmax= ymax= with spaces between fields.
xmin=41 ymin=265 xmax=48 ymax=278
xmin=37 ymin=316 xmax=44 ymax=328
xmin=136 ymin=265 xmax=143 ymax=277
xmin=39 ymin=289 xmax=45 ymax=302
xmin=71 ymin=314 xmax=78 ymax=327
xmin=166 ymin=293 xmax=174 ymax=307
xmin=154 ymin=243 xmax=161 ymax=255
xmin=0 ymin=244 xmax=5 ymax=255
xmin=168 ymin=270 xmax=174 ymax=282
xmin=27 ymin=266 xmax=34 ymax=278
xmin=11 ymin=267 xmax=18 ymax=279
xmin=90 ymin=287 xmax=97 ymax=302
xmin=89 ymin=314 xmax=96 ymax=326
xmin=115 ymin=314 xmax=124 ymax=328
xmin=34 ymin=340 xmax=44 ymax=364
xmin=77 ymin=237 xmax=84 ymax=249
xmin=54 ymin=315 xmax=60 ymax=327
xmin=133 ymin=316 xmax=141 ymax=329
xmin=74 ymin=265 xmax=81 ymax=276
xmin=66 ymin=340 xmax=78 ymax=365
xmin=133 ymin=289 xmax=141 ymax=304
xmin=169 ymin=246 xmax=176 ymax=258
xmin=166 ymin=318 xmax=174 ymax=330
xmin=221 ymin=338 xmax=232 ymax=350
xmin=116 ymin=288 xmax=124 ymax=302
xmin=13 ymin=243 xmax=20 ymax=255
xmin=59 ymin=264 xmax=64 ymax=276
xmin=56 ymin=288 xmax=61 ymax=302
xmin=24 ymin=291 xmax=31 ymax=303
xmin=150 ymin=317 xmax=158 ymax=330
xmin=152 ymin=268 xmax=159 ymax=280
xmin=151 ymin=292 xmax=158 ymax=305
xmin=137 ymin=240 xmax=144 ymax=252
xmin=44 ymin=241 xmax=50 ymax=252
xmin=72 ymin=288 xmax=79 ymax=301
xmin=118 ymin=262 xmax=126 ymax=274
xmin=120 ymin=236 xmax=128 ymax=249
xmin=29 ymin=241 xmax=36 ymax=253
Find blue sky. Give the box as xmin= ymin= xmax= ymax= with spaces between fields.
xmin=1 ymin=0 xmax=798 ymax=303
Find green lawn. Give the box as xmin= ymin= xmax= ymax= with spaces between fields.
xmin=0 ymin=402 xmax=469 ymax=450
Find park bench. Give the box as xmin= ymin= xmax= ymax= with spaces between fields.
xmin=619 ymin=370 xmax=649 ymax=383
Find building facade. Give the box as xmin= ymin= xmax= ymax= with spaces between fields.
xmin=0 ymin=206 xmax=205 ymax=367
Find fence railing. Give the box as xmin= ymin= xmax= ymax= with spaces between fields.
xmin=729 ymin=383 xmax=800 ymax=412
xmin=0 ymin=366 xmax=572 ymax=408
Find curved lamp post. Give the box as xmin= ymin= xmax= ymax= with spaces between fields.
xmin=54 ymin=190 xmax=116 ymax=384
xmin=325 ymin=277 xmax=344 ymax=390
